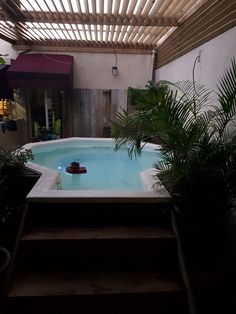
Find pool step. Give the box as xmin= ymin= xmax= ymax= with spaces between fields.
xmin=17 ymin=226 xmax=179 ymax=271
xmin=5 ymin=270 xmax=188 ymax=314
xmin=2 ymin=202 xmax=189 ymax=314
xmin=25 ymin=202 xmax=171 ymax=228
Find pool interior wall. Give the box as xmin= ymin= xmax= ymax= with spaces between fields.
xmin=24 ymin=137 xmax=170 ymax=203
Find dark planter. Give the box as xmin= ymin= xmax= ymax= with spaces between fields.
xmin=40 ymin=127 xmax=52 ymax=141
xmin=31 ymin=137 xmax=40 ymax=143
xmin=0 ymin=246 xmax=11 ymax=294
xmin=2 ymin=163 xmax=24 ymax=175
xmin=173 ymin=201 xmax=232 ymax=272
xmin=0 ymin=205 xmax=25 ymax=249
xmin=0 ymin=247 xmax=11 ymax=273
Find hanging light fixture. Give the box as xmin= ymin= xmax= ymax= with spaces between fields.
xmin=112 ymin=51 xmax=118 ymax=76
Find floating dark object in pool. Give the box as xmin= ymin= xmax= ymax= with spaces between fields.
xmin=66 ymin=161 xmax=87 ymax=174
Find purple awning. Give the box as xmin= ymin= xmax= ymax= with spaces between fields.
xmin=7 ymin=54 xmax=73 ymax=89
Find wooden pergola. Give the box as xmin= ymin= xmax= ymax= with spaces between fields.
xmin=0 ymin=0 xmax=235 ymax=65
xmin=0 ymin=0 xmax=207 ymax=52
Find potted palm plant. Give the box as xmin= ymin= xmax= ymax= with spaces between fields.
xmin=112 ymin=62 xmax=236 ymax=309
xmin=112 ymin=59 xmax=236 ymax=232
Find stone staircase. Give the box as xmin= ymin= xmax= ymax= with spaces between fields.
xmin=1 ymin=201 xmax=190 ymax=314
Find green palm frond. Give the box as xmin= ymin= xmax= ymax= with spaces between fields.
xmin=213 ymin=104 xmax=236 ymax=140
xmin=167 ymin=80 xmax=213 ymax=116
xmin=215 ymin=58 xmax=236 ymax=137
xmin=218 ymin=58 xmax=236 ymax=112
xmin=112 ymin=59 xmax=236 ymax=219
xmin=112 ymin=110 xmax=151 ymax=158
xmin=129 ymin=80 xmax=169 ymax=110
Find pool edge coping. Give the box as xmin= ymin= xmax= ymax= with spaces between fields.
xmin=24 ymin=137 xmax=170 ymax=203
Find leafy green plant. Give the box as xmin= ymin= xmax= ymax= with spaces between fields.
xmin=0 ymin=147 xmax=34 ymax=174
xmin=112 ymin=60 xmax=236 ymax=229
xmin=0 ymin=57 xmax=6 ymax=64
xmin=112 ymin=80 xmax=169 ymax=158
xmin=54 ymin=119 xmax=61 ymax=136
xmin=52 ymin=111 xmax=61 ymax=136
xmin=33 ymin=121 xmax=41 ymax=138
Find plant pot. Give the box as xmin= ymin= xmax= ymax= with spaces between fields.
xmin=31 ymin=137 xmax=40 ymax=142
xmin=0 ymin=247 xmax=11 ymax=273
xmin=0 ymin=247 xmax=11 ymax=294
xmin=2 ymin=163 xmax=24 ymax=175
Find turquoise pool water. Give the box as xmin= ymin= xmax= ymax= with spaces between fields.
xmin=32 ymin=141 xmax=160 ymax=191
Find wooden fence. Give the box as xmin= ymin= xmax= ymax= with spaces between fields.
xmin=72 ymin=89 xmax=128 ymax=138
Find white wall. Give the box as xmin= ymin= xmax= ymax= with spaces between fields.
xmin=16 ymin=48 xmax=153 ymax=90
xmin=70 ymin=52 xmax=152 ymax=89
xmin=156 ymin=27 xmax=236 ymax=93
xmin=0 ymin=39 xmax=17 ymax=64
xmin=0 ymin=40 xmax=152 ymax=89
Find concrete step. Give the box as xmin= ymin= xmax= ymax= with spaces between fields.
xmin=25 ymin=202 xmax=171 ymax=228
xmin=2 ymin=201 xmax=189 ymax=314
xmin=22 ymin=225 xmax=176 ymax=241
xmin=5 ymin=270 xmax=189 ymax=314
xmin=17 ymin=226 xmax=179 ymax=271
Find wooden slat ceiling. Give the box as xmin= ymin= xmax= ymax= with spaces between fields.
xmin=0 ymin=0 xmax=209 ymax=53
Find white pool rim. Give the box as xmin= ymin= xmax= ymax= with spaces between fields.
xmin=24 ymin=137 xmax=170 ymax=203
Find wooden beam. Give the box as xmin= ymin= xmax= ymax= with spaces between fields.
xmin=120 ymin=0 xmax=129 ymax=18
xmin=109 ymin=25 xmax=116 ymax=42
xmin=20 ymin=12 xmax=178 ymax=27
xmin=0 ymin=32 xmax=16 ymax=44
xmin=76 ymin=0 xmax=83 ymax=15
xmin=119 ymin=25 xmax=128 ymax=43
xmin=91 ymin=0 xmax=97 ymax=16
xmin=113 ymin=0 xmax=121 ymax=16
xmin=127 ymin=25 xmax=139 ymax=44
xmin=164 ymin=0 xmax=186 ymax=17
xmin=105 ymin=25 xmax=109 ymax=43
xmin=114 ymin=25 xmax=122 ymax=43
xmin=148 ymin=0 xmax=166 ymax=18
xmin=134 ymin=0 xmax=146 ymax=16
xmin=126 ymin=0 xmax=138 ymax=18
xmin=177 ymin=0 xmax=209 ymax=23
xmin=98 ymin=0 xmax=104 ymax=15
xmin=141 ymin=0 xmax=155 ymax=17
xmin=0 ymin=0 xmax=25 ymax=22
xmin=84 ymin=0 xmax=89 ymax=15
xmin=12 ymin=44 xmax=152 ymax=55
xmin=0 ymin=0 xmax=26 ymax=42
xmin=107 ymin=0 xmax=113 ymax=18
xmin=132 ymin=26 xmax=145 ymax=44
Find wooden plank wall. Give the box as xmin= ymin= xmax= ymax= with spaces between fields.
xmin=156 ymin=0 xmax=236 ymax=68
xmin=72 ymin=89 xmax=128 ymax=137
